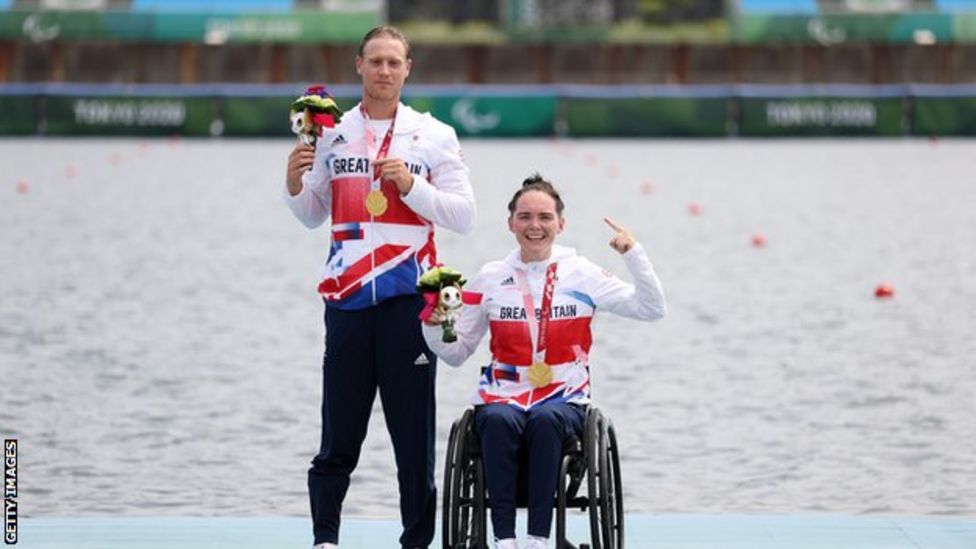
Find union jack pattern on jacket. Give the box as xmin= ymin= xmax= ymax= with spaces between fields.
xmin=284 ymin=103 xmax=475 ymax=310
xmin=424 ymin=244 xmax=666 ymax=411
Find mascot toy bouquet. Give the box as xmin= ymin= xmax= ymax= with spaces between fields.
xmin=289 ymin=85 xmax=343 ymax=146
xmin=417 ymin=266 xmax=467 ymax=343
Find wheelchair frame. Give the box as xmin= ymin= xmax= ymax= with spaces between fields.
xmin=442 ymin=405 xmax=624 ymax=549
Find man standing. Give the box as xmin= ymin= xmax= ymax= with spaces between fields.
xmin=284 ymin=26 xmax=475 ymax=549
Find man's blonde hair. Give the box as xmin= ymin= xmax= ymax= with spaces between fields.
xmin=358 ymin=25 xmax=412 ymax=59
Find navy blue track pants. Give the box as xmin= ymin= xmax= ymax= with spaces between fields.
xmin=475 ymin=401 xmax=586 ymax=540
xmin=308 ymin=294 xmax=437 ymax=548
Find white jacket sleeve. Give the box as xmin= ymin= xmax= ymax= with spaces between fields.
xmin=586 ymin=243 xmax=667 ymax=321
xmin=282 ymin=145 xmax=331 ymax=229
xmin=422 ymin=270 xmax=490 ymax=367
xmin=400 ymin=125 xmax=476 ymax=235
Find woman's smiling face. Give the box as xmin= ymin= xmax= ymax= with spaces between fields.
xmin=508 ymin=190 xmax=565 ymax=262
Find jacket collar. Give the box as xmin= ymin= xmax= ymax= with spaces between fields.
xmin=505 ymin=245 xmax=576 ymax=272
xmin=347 ymin=101 xmax=426 ymax=134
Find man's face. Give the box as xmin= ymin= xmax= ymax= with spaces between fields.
xmin=356 ymin=36 xmax=411 ymax=104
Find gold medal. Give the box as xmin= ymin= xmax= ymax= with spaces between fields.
xmin=527 ymin=361 xmax=552 ymax=388
xmin=365 ymin=189 xmax=388 ymax=217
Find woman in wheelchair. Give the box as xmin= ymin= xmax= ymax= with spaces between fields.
xmin=423 ymin=174 xmax=666 ymax=549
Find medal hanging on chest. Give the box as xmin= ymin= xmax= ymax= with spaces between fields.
xmin=365 ymin=189 xmax=388 ymax=216
xmin=515 ymin=262 xmax=559 ymax=389
xmin=527 ymin=361 xmax=552 ymax=389
xmin=364 ymin=106 xmax=395 ymax=218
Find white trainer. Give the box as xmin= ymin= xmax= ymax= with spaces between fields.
xmin=313 ymin=543 xmax=338 ymax=549
xmin=494 ymin=537 xmax=518 ymax=549
xmin=524 ymin=535 xmax=550 ymax=549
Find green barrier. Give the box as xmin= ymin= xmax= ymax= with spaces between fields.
xmin=733 ymin=13 xmax=955 ymax=44
xmin=221 ymin=97 xmax=293 ymax=137
xmin=219 ymin=95 xmax=554 ymax=137
xmin=152 ymin=12 xmax=377 ymax=43
xmin=565 ymin=97 xmax=727 ymax=137
xmin=913 ymin=96 xmax=976 ymax=136
xmin=3 ymin=12 xmax=154 ymax=42
xmin=1 ymin=10 xmax=378 ymax=43
xmin=16 ymin=89 xmax=976 ymax=137
xmin=405 ymin=95 xmax=557 ymax=137
xmin=5 ymin=10 xmax=976 ymax=45
xmin=953 ymin=13 xmax=976 ymax=42
xmin=0 ymin=96 xmax=37 ymax=134
xmin=220 ymin=96 xmax=360 ymax=137
xmin=738 ymin=97 xmax=904 ymax=136
xmin=43 ymin=96 xmax=214 ymax=136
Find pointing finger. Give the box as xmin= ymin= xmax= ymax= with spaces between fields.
xmin=604 ymin=217 xmax=625 ymax=233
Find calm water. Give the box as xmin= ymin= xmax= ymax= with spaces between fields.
xmin=1 ymin=138 xmax=974 ymax=518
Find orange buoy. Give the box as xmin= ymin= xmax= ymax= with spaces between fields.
xmin=65 ymin=164 xmax=76 ymax=178
xmin=109 ymin=152 xmax=122 ymax=165
xmin=606 ymin=165 xmax=619 ymax=178
xmin=15 ymin=180 xmax=29 ymax=194
xmin=751 ymin=233 xmax=767 ymax=247
xmin=875 ymin=283 xmax=895 ymax=299
xmin=639 ymin=181 xmax=655 ymax=195
xmin=688 ymin=202 xmax=702 ymax=216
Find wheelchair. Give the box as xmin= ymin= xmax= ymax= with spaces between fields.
xmin=442 ymin=405 xmax=624 ymax=549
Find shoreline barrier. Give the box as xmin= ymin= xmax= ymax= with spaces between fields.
xmin=3 ymin=83 xmax=976 ymax=137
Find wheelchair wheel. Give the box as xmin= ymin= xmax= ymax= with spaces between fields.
xmin=442 ymin=415 xmax=461 ymax=549
xmin=583 ymin=408 xmax=603 ymax=549
xmin=443 ymin=409 xmax=487 ymax=549
xmin=555 ymin=450 xmax=574 ymax=547
xmin=584 ymin=408 xmax=624 ymax=549
xmin=600 ymin=419 xmax=624 ymax=549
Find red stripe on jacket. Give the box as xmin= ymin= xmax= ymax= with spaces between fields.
xmin=318 ymin=243 xmax=410 ymax=299
xmin=479 ymin=381 xmax=566 ymax=408
xmin=488 ymin=317 xmax=593 ymax=366
xmin=331 ymin=176 xmax=427 ymax=226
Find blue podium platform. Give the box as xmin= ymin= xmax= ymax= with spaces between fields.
xmin=17 ymin=514 xmax=976 ymax=548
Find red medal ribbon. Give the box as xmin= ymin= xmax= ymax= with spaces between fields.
xmin=360 ymin=103 xmax=396 ymax=181
xmin=536 ymin=262 xmax=558 ymax=357
xmin=514 ymin=262 xmax=559 ymax=363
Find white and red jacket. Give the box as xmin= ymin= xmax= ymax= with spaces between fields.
xmin=423 ymin=244 xmax=666 ymax=411
xmin=284 ymin=102 xmax=475 ymax=310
